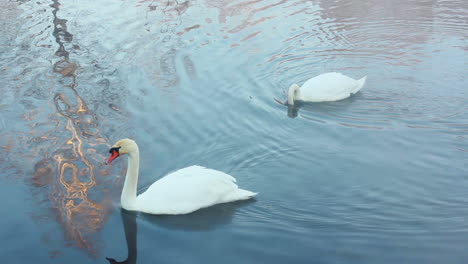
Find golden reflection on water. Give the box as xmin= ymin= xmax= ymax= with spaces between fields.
xmin=2 ymin=0 xmax=466 ymax=259
xmin=31 ymin=89 xmax=114 ymax=256
xmin=19 ymin=86 xmax=116 ymax=256
xmin=31 ymin=94 xmax=115 ymax=256
xmin=11 ymin=0 xmax=121 ymax=257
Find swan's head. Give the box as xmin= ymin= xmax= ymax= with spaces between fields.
xmin=287 ymin=84 xmax=301 ymax=105
xmin=107 ymin=138 xmax=138 ymax=164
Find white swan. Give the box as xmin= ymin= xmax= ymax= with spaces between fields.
xmin=287 ymin=72 xmax=367 ymax=105
xmin=106 ymin=138 xmax=257 ymax=215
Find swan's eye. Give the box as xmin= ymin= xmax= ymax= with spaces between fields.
xmin=109 ymin=146 xmax=121 ymax=154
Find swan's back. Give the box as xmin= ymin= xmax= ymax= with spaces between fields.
xmin=136 ymin=166 xmax=256 ymax=214
xmin=301 ymin=72 xmax=366 ymax=102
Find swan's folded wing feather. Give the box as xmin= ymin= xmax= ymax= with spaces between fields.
xmin=301 ymin=72 xmax=359 ymax=102
xmin=136 ymin=166 xmax=253 ymax=214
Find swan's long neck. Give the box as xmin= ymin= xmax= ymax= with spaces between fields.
xmin=287 ymin=84 xmax=301 ymax=105
xmin=121 ymin=150 xmax=139 ymax=210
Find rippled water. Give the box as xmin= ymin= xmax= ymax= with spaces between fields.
xmin=1 ymin=0 xmax=467 ymax=263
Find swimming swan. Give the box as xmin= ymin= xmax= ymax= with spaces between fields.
xmin=287 ymin=72 xmax=367 ymax=105
xmin=106 ymin=138 xmax=257 ymax=215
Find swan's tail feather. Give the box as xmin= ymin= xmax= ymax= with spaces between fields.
xmin=352 ymin=75 xmax=367 ymax=94
xmin=238 ymin=189 xmax=258 ymax=198
xmin=225 ymin=189 xmax=257 ymax=202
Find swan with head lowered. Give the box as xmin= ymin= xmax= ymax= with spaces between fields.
xmin=106 ymin=139 xmax=257 ymax=215
xmin=285 ymin=72 xmax=367 ymax=105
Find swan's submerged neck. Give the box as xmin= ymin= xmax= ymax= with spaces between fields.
xmin=121 ymin=150 xmax=139 ymax=210
xmin=287 ymin=84 xmax=301 ymax=105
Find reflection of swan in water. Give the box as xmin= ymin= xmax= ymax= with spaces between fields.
xmin=275 ymin=96 xmax=360 ymax=119
xmin=141 ymin=199 xmax=256 ymax=231
xmin=287 ymin=104 xmax=300 ymax=118
xmin=105 ymin=200 xmax=255 ymax=263
xmin=106 ymin=139 xmax=257 ymax=215
xmin=106 ymin=210 xmax=138 ymax=264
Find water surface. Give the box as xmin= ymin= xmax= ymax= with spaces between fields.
xmin=0 ymin=0 xmax=467 ymax=263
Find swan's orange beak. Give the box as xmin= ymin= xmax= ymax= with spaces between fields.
xmin=107 ymin=149 xmax=120 ymax=164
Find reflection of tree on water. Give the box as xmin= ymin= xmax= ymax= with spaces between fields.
xmin=24 ymin=0 xmax=121 ymax=256
xmin=317 ymin=0 xmax=435 ymax=66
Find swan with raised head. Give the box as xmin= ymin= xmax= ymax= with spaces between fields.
xmin=287 ymin=72 xmax=367 ymax=105
xmin=106 ymin=138 xmax=257 ymax=215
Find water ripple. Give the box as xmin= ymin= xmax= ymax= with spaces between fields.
xmin=1 ymin=0 xmax=467 ymax=261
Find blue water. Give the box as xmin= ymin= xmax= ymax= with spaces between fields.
xmin=0 ymin=0 xmax=467 ymax=263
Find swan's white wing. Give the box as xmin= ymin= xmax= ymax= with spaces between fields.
xmin=300 ymin=72 xmax=361 ymax=102
xmin=136 ymin=166 xmax=256 ymax=215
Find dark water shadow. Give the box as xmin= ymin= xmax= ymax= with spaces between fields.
xmin=278 ymin=95 xmax=361 ymax=119
xmin=106 ymin=210 xmax=138 ymax=264
xmin=105 ymin=200 xmax=255 ymax=263
xmin=140 ymin=199 xmax=256 ymax=231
